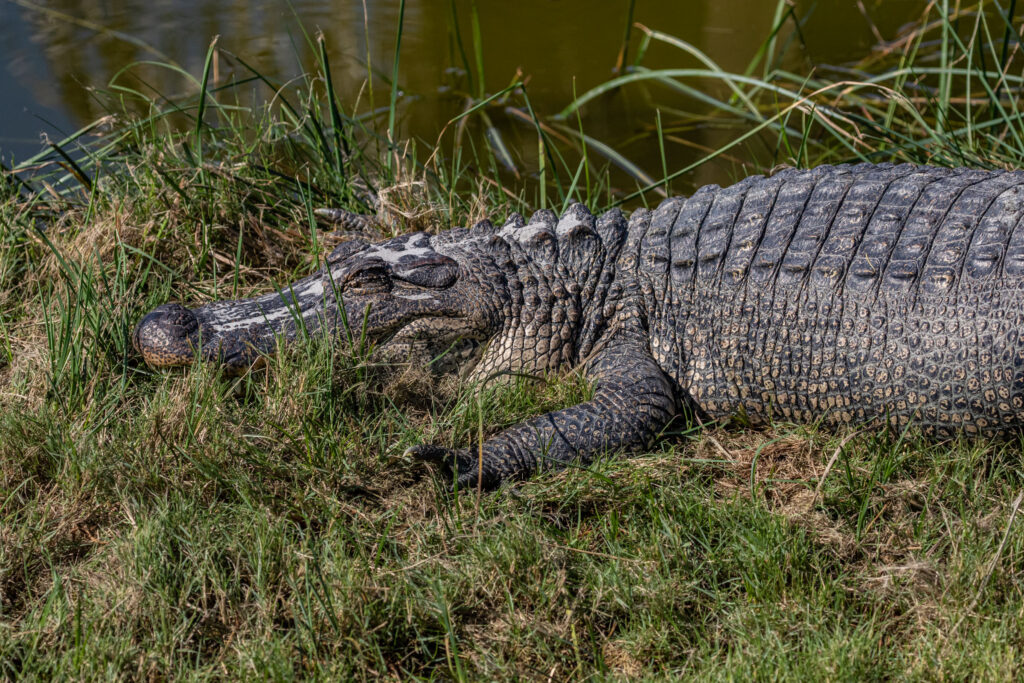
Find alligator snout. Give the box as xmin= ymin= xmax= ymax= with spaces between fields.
xmin=133 ymin=303 xmax=201 ymax=368
xmin=133 ymin=301 xmax=280 ymax=372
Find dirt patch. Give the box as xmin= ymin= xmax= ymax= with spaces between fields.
xmin=700 ymin=428 xmax=943 ymax=601
xmin=602 ymin=640 xmax=644 ymax=678
xmin=0 ymin=487 xmax=111 ymax=619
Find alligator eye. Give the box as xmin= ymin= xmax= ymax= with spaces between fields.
xmin=393 ymin=254 xmax=459 ymax=288
xmin=345 ymin=266 xmax=392 ymax=294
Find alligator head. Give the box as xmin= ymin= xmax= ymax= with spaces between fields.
xmin=133 ymin=205 xmax=628 ymax=382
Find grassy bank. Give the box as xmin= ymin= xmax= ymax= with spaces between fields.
xmin=3 ymin=1 xmax=1024 ymax=679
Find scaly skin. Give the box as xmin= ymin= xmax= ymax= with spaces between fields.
xmin=135 ymin=163 xmax=1024 ymax=488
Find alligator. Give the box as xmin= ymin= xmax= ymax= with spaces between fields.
xmin=134 ymin=162 xmax=1024 ymax=488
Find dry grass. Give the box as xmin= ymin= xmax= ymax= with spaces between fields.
xmin=3 ymin=2 xmax=1024 ymax=676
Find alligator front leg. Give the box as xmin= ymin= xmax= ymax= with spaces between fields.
xmin=409 ymin=343 xmax=677 ymax=490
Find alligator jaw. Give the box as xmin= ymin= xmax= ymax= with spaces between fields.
xmin=376 ymin=316 xmax=488 ymax=375
xmin=133 ymin=301 xmax=277 ymax=374
xmin=133 ymin=270 xmax=336 ymax=373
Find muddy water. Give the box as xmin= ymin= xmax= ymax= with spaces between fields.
xmin=1 ymin=0 xmax=927 ymax=190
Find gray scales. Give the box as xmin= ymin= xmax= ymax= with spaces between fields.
xmin=134 ymin=163 xmax=1024 ymax=488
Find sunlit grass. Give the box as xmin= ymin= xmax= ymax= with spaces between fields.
xmin=2 ymin=0 xmax=1024 ymax=678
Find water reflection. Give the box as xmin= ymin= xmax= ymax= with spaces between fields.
xmin=2 ymin=0 xmax=924 ymax=187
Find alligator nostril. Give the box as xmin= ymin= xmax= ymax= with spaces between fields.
xmin=133 ymin=303 xmax=200 ymax=367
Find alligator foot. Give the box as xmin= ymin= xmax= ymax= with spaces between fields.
xmin=407 ymin=445 xmax=501 ymax=491
xmin=314 ymin=207 xmax=381 ymax=234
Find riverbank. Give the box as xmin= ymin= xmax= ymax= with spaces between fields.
xmin=3 ymin=3 xmax=1024 ymax=678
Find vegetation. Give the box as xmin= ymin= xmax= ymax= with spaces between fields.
xmin=3 ymin=0 xmax=1024 ymax=679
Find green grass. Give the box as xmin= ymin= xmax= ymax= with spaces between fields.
xmin=3 ymin=1 xmax=1024 ymax=679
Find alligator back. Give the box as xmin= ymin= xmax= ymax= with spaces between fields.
xmin=637 ymin=163 xmax=1024 ymax=436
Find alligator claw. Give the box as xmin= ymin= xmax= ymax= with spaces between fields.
xmin=313 ymin=207 xmax=380 ymax=233
xmin=406 ymin=444 xmax=486 ymax=490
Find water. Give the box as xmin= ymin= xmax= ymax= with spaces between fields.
xmin=1 ymin=0 xmax=928 ymax=188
